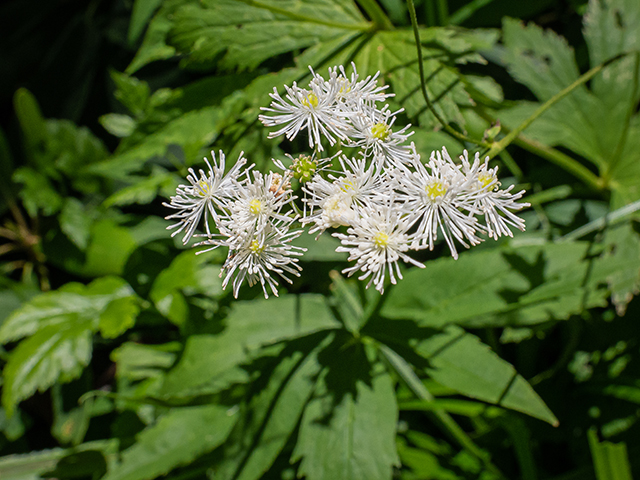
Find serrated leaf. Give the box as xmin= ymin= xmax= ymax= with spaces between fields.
xmin=0 ymin=277 xmax=139 ymax=413
xmin=292 ymin=353 xmax=399 ymax=480
xmin=498 ymin=6 xmax=640 ymax=206
xmin=168 ymin=0 xmax=367 ymax=71
xmin=111 ymin=71 xmax=151 ymax=117
xmin=381 ymin=239 xmax=632 ymax=328
xmin=2 ymin=321 xmax=93 ymax=414
xmin=102 ymin=404 xmax=238 ymax=480
xmin=0 ymin=277 xmax=136 ymax=344
xmin=128 ymin=0 xmax=165 ymax=44
xmin=416 ymin=326 xmax=558 ymax=425
xmin=159 ymin=294 xmax=339 ymax=399
xmin=218 ymin=334 xmax=331 ymax=480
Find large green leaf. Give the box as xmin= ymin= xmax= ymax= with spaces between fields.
xmin=382 ymin=230 xmax=640 ymax=327
xmin=292 ymin=352 xmax=399 ymax=480
xmin=102 ymin=404 xmax=238 ymax=480
xmin=497 ymin=1 xmax=640 ymax=206
xmin=129 ymin=0 xmax=498 ymax=129
xmin=0 ymin=277 xmax=139 ymax=413
xmin=158 ymin=294 xmax=340 ymax=399
xmin=416 ymin=326 xmax=557 ymax=425
xmin=215 ymin=335 xmax=331 ymax=480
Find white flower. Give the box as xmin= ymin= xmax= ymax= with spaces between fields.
xmin=302 ymin=156 xmax=386 ymax=235
xmin=258 ymin=69 xmax=351 ymax=150
xmin=226 ymin=171 xmax=295 ymax=235
xmin=215 ymin=220 xmax=306 ymax=299
xmin=333 ymin=201 xmax=424 ymax=293
xmin=345 ymin=104 xmax=413 ymax=166
xmin=460 ymin=151 xmax=529 ymax=239
xmin=393 ymin=146 xmax=482 ymax=259
xmin=315 ymin=63 xmax=393 ymax=109
xmin=164 ymin=151 xmax=248 ymax=244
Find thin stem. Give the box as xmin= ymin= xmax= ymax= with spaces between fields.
xmin=355 ymin=0 xmax=395 ymax=30
xmin=406 ymin=0 xmax=487 ymax=147
xmin=514 ymin=136 xmax=604 ymax=191
xmin=436 ymin=0 xmax=449 ymax=25
xmin=379 ymin=344 xmax=507 ymax=479
xmin=558 ymin=198 xmax=640 ymax=242
xmin=486 ymin=53 xmax=627 ymax=160
xmin=425 ymin=0 xmax=436 ymax=26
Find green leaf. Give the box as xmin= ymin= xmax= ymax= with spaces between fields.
xmin=87 ymin=106 xmax=230 ymax=179
xmin=2 ymin=321 xmax=93 ymax=415
xmin=498 ymin=9 xmax=640 ymax=206
xmin=12 ymin=167 xmax=63 ymax=217
xmin=0 ymin=277 xmax=139 ymax=413
xmin=128 ymin=0 xmax=165 ymax=44
xmin=81 ymin=220 xmax=138 ymax=277
xmin=381 ymin=236 xmax=640 ymax=328
xmin=168 ymin=0 xmax=368 ymax=71
xmin=416 ymin=326 xmax=558 ymax=425
xmin=103 ymin=167 xmax=180 ymax=208
xmin=101 ymin=404 xmax=238 ymax=480
xmin=588 ymin=429 xmax=633 ymax=480
xmin=99 ymin=113 xmax=137 ymax=138
xmin=13 ymin=88 xmax=47 ymax=158
xmin=159 ymin=294 xmax=339 ymax=399
xmin=58 ymin=198 xmax=95 ymax=251
xmin=0 ymin=277 xmax=136 ymax=344
xmin=149 ymin=250 xmax=224 ymax=326
xmin=292 ymin=352 xmax=399 ymax=480
xmin=218 ymin=335 xmax=331 ymax=480
xmin=98 ymin=296 xmax=140 ymax=339
xmin=111 ymin=71 xmax=151 ymax=117
xmin=111 ymin=342 xmax=181 ymax=382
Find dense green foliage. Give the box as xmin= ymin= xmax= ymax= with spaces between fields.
xmin=1 ymin=0 xmax=640 ymax=479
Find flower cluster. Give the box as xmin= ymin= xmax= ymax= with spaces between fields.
xmin=165 ymin=64 xmax=529 ymax=297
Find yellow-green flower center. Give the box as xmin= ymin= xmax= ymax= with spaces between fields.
xmin=250 ymin=240 xmax=265 ymax=254
xmin=373 ymin=231 xmax=390 ymax=248
xmin=478 ymin=171 xmax=496 ymax=189
xmin=197 ymin=180 xmax=210 ymax=196
xmin=292 ymin=155 xmax=317 ymax=182
xmin=340 ymin=179 xmax=355 ymax=192
xmin=371 ymin=122 xmax=391 ymax=141
xmin=301 ymin=92 xmax=319 ymax=108
xmin=249 ymin=199 xmax=263 ymax=215
xmin=425 ymin=181 xmax=447 ymax=201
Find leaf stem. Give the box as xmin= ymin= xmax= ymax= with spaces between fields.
xmin=379 ymin=344 xmax=507 ymax=479
xmin=486 ymin=53 xmax=627 ymax=160
xmin=355 ymin=0 xmax=395 ymax=30
xmin=436 ymin=0 xmax=449 ymax=25
xmin=406 ymin=0 xmax=487 ymax=146
xmin=514 ymin=136 xmax=604 ymax=191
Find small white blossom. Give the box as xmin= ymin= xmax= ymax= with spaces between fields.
xmin=259 ymin=69 xmax=352 ymax=150
xmin=394 ymin=146 xmax=482 ymax=259
xmin=164 ymin=151 xmax=248 ymax=244
xmin=211 ymin=219 xmax=306 ymax=299
xmin=333 ymin=201 xmax=424 ymax=293
xmin=460 ymin=151 xmax=530 ymax=239
xmin=346 ymin=104 xmax=413 ymax=166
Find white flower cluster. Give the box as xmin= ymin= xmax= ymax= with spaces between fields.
xmin=165 ymin=64 xmax=529 ymax=297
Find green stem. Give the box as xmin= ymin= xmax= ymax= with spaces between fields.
xmin=486 ymin=53 xmax=627 ymax=160
xmin=425 ymin=0 xmax=436 ymax=26
xmin=355 ymin=0 xmax=395 ymax=30
xmin=514 ymin=136 xmax=604 ymax=191
xmin=379 ymin=344 xmax=507 ymax=479
xmin=406 ymin=0 xmax=487 ymax=147
xmin=558 ymin=198 xmax=640 ymax=242
xmin=436 ymin=0 xmax=449 ymax=25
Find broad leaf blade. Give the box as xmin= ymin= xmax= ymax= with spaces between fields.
xmin=102 ymin=404 xmax=238 ymax=480
xmin=416 ymin=326 xmax=558 ymax=426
